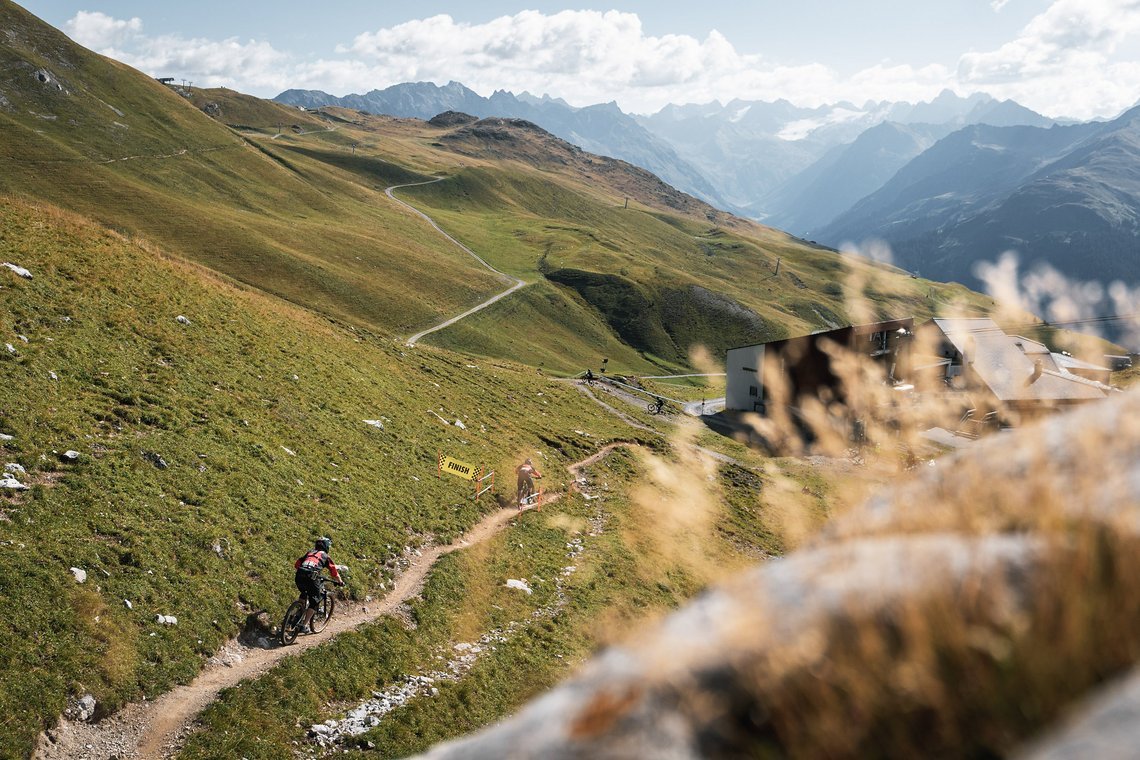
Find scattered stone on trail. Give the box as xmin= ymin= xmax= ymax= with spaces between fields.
xmin=1 ymin=262 xmax=33 ymax=279
xmin=65 ymin=694 xmax=97 ymax=722
xmin=70 ymin=567 xmax=87 ymax=583
xmin=454 ymin=419 xmax=466 ymax=430
xmin=207 ymin=646 xmax=244 ymax=668
xmin=364 ymin=419 xmax=384 ymax=430
xmin=175 ymin=315 xmax=191 ymax=325
xmin=156 ymin=614 xmax=178 ymax=626
xmin=61 ymin=450 xmax=80 ymax=462
xmin=2 ymin=474 xmax=29 ymax=490
xmin=141 ymin=451 xmax=168 ymax=469
xmin=505 ymin=579 xmax=532 ymax=595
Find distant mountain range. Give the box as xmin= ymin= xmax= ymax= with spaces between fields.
xmin=277 ymin=82 xmax=1140 ymax=303
xmin=276 ymin=81 xmax=734 ymax=212
xmin=632 ymin=89 xmax=1055 ymax=218
xmin=819 ymin=107 xmax=1140 ymax=291
xmin=276 ymin=83 xmax=1057 ymax=226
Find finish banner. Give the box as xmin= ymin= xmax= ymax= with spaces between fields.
xmin=437 ymin=453 xmax=478 ymax=481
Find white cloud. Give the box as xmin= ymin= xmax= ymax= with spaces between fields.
xmin=64 ymin=11 xmax=290 ymax=92
xmin=959 ymin=0 xmax=1140 ymax=118
xmin=61 ymin=4 xmax=1140 ymax=119
xmin=64 ymin=10 xmax=142 ymax=49
xmin=991 ymin=0 xmax=1013 ymax=11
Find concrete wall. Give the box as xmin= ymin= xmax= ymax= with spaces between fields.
xmin=725 ymin=344 xmax=765 ymax=412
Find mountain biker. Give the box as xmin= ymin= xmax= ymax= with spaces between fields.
xmin=294 ymin=536 xmax=344 ymax=632
xmin=516 ymin=458 xmax=543 ymax=508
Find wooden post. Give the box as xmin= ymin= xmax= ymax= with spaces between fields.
xmin=774 ymin=257 xmax=781 ymax=276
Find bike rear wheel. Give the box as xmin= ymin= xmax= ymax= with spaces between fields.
xmin=280 ymin=600 xmax=306 ymax=645
xmin=309 ymin=592 xmax=335 ymax=633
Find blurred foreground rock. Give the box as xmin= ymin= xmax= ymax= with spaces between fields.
xmin=414 ymin=389 xmax=1140 ymax=759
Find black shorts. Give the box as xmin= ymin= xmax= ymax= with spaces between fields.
xmin=295 ymin=570 xmax=322 ymax=609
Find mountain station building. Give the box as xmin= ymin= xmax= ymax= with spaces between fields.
xmin=725 ymin=318 xmax=914 ymax=414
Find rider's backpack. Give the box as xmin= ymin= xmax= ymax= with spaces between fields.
xmin=298 ymin=550 xmax=325 ymax=573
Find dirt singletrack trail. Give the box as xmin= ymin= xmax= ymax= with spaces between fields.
xmin=35 ymin=445 xmax=638 ymax=760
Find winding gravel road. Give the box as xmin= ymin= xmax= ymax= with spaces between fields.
xmin=385 ymin=178 xmax=526 ymax=346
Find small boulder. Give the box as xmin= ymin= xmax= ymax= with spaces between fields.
xmin=5 ymin=463 xmax=25 ymax=474
xmin=61 ymin=450 xmax=80 ymax=462
xmin=505 ymin=579 xmax=532 ymax=595
xmin=156 ymin=614 xmax=178 ymax=626
xmin=1 ymin=262 xmax=32 ymax=280
xmin=68 ymin=694 xmax=97 ymax=722
xmin=142 ymin=451 xmax=168 ymax=469
xmin=364 ymin=419 xmax=384 ymax=430
xmin=1 ymin=474 xmax=28 ymax=490
xmin=75 ymin=697 xmax=95 ymax=720
xmin=175 ymin=315 xmax=191 ymax=325
xmin=454 ymin=419 xmax=466 ymax=430
xmin=70 ymin=567 xmax=87 ymax=584
xmin=239 ymin=610 xmax=276 ymax=648
xmin=123 ymin=599 xmax=132 ymax=610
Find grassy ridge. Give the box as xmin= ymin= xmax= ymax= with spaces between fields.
xmin=393 ymin=167 xmax=992 ymax=369
xmin=0 ymin=197 xmax=644 ymax=756
xmin=0 ymin=0 xmax=506 ymax=338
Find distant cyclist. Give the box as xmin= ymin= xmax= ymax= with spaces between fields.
xmin=294 ymin=536 xmax=344 ymax=632
xmin=516 ymin=458 xmax=543 ymax=508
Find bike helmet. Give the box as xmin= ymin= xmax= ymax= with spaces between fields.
xmin=315 ymin=536 xmax=332 ymax=552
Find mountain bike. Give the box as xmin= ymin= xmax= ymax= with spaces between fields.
xmin=647 ymin=397 xmax=667 ymax=415
xmin=280 ymin=575 xmax=340 ymax=645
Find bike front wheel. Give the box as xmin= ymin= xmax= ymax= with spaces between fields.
xmin=280 ymin=600 xmax=306 ymax=645
xmin=310 ymin=593 xmax=335 ymax=633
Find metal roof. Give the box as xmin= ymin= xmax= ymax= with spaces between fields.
xmin=930 ymin=318 xmax=1109 ymax=403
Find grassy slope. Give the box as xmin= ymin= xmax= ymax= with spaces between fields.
xmin=0 ymin=198 xmax=649 ymax=757
xmin=180 ymin=441 xmax=792 ymax=759
xmin=178 ymin=90 xmax=996 ymax=374
xmin=0 ymin=0 xmax=504 ymax=336
xmin=387 ymin=155 xmax=993 ymax=370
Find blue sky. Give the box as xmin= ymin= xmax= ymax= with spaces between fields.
xmin=18 ymin=0 xmax=1140 ymax=118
